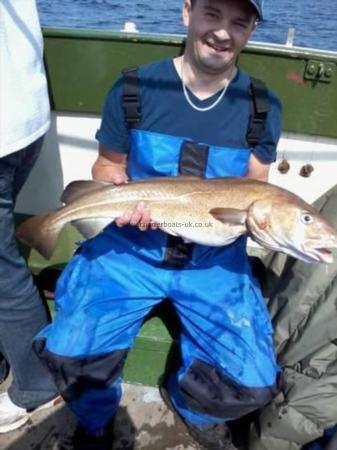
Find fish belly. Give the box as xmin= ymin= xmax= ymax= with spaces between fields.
xmin=151 ymin=207 xmax=244 ymax=247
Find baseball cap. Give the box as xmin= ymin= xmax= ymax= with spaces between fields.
xmin=249 ymin=0 xmax=263 ymax=20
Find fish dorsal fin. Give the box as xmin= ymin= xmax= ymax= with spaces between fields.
xmin=61 ymin=180 xmax=108 ymax=204
xmin=209 ymin=208 xmax=247 ymax=225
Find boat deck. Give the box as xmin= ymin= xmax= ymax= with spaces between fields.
xmin=0 ymin=377 xmax=199 ymax=450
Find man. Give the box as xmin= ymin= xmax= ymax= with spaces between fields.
xmin=35 ymin=0 xmax=282 ymax=448
xmin=0 ymin=0 xmax=59 ymax=434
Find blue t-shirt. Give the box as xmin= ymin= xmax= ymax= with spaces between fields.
xmin=96 ymin=58 xmax=281 ymax=165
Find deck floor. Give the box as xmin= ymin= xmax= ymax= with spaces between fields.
xmin=0 ymin=377 xmax=201 ymax=449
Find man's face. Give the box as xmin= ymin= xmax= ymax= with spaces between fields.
xmin=183 ymin=0 xmax=256 ymax=75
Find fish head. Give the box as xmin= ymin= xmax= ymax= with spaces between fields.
xmin=246 ymin=198 xmax=337 ymax=264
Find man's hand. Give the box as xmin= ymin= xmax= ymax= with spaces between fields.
xmin=247 ymin=153 xmax=270 ymax=182
xmin=115 ymin=201 xmax=154 ymax=231
xmin=92 ymin=145 xmax=129 ymax=184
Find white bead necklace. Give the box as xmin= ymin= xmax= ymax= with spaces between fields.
xmin=181 ymin=59 xmax=233 ymax=112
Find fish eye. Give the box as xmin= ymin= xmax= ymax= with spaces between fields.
xmin=301 ymin=212 xmax=314 ymax=224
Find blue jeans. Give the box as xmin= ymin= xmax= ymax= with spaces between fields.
xmin=0 ymin=137 xmax=58 ymax=409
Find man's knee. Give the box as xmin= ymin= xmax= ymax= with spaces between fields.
xmin=179 ymin=359 xmax=279 ymax=419
xmin=33 ymin=338 xmax=127 ymax=401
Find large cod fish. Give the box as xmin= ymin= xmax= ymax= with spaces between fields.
xmin=16 ymin=176 xmax=337 ymax=263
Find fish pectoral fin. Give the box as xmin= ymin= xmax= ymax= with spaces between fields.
xmin=209 ymin=208 xmax=247 ymax=225
xmin=71 ymin=218 xmax=114 ymax=239
xmin=61 ymin=180 xmax=108 ymax=204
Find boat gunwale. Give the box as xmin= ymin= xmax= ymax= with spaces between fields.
xmin=42 ymin=27 xmax=337 ymax=62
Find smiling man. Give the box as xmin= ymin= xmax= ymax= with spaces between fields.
xmin=180 ymin=0 xmax=270 ymax=183
xmin=183 ymin=0 xmax=257 ymax=75
xmin=35 ymin=1 xmax=282 ymax=449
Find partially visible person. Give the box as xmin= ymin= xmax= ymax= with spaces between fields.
xmin=0 ymin=0 xmax=59 ymax=434
xmin=248 ymin=183 xmax=337 ymax=450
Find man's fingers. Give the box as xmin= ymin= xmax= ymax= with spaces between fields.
xmin=138 ymin=203 xmax=151 ymax=229
xmin=115 ymin=210 xmax=132 ymax=227
xmin=129 ymin=202 xmax=146 ymax=226
xmin=112 ymin=175 xmax=129 ymax=185
xmin=130 ymin=210 xmax=143 ymax=226
xmin=116 ymin=202 xmax=152 ymax=229
xmin=150 ymin=220 xmax=159 ymax=230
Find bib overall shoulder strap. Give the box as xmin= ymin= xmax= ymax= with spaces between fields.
xmin=246 ymin=77 xmax=270 ymax=147
xmin=122 ymin=67 xmax=141 ymax=129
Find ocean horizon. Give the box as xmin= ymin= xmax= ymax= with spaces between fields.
xmin=37 ymin=0 xmax=337 ymax=52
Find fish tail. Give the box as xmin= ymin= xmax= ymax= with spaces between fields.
xmin=16 ymin=212 xmax=63 ymax=260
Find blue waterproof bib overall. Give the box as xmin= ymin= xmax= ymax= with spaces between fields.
xmin=35 ymin=129 xmax=280 ymax=433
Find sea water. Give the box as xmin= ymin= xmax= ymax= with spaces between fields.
xmin=37 ymin=0 xmax=337 ymax=52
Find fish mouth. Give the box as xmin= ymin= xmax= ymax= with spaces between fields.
xmin=251 ymin=231 xmax=335 ymax=264
xmin=303 ymin=243 xmax=336 ymax=264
